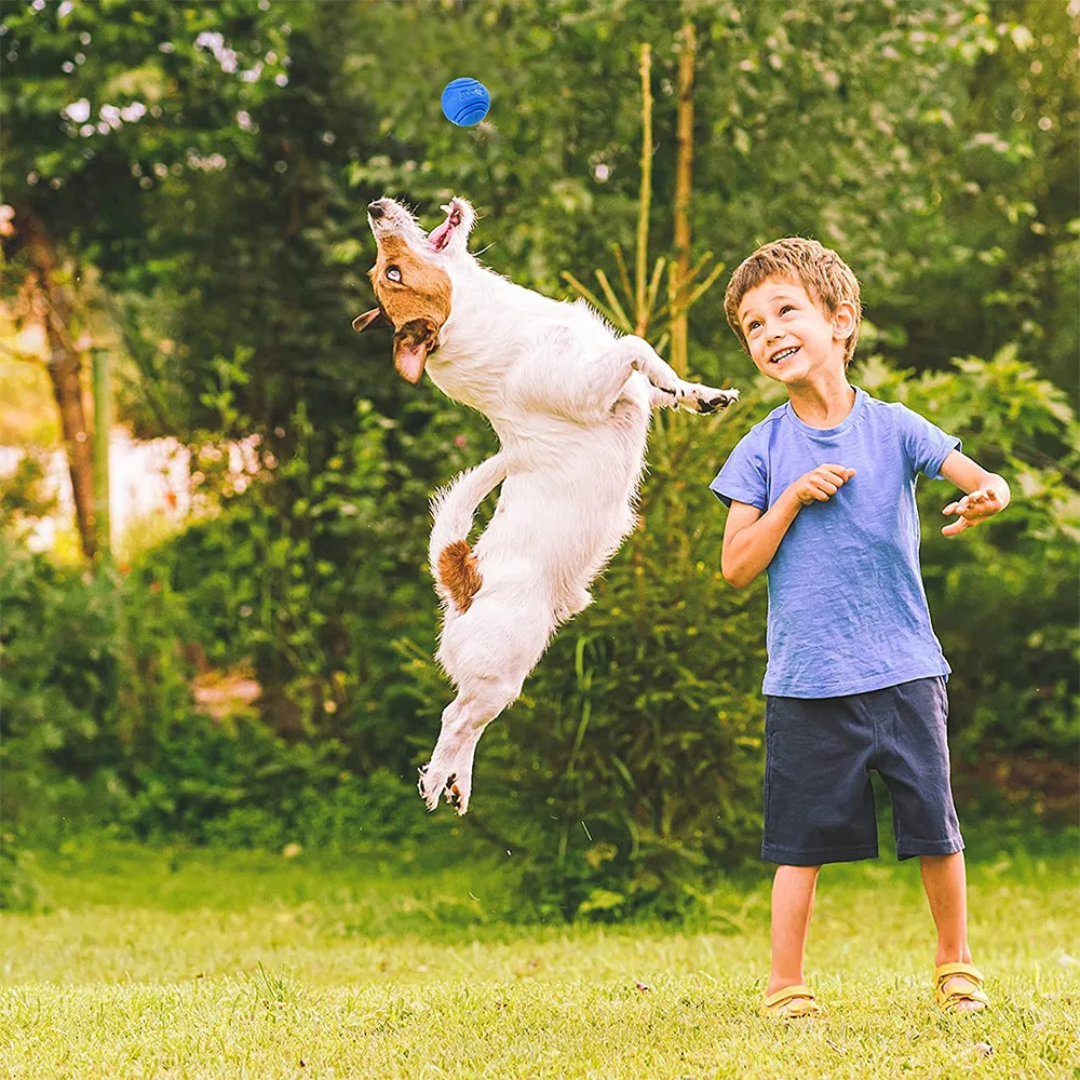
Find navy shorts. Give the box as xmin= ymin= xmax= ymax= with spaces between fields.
xmin=762 ymin=676 xmax=964 ymax=866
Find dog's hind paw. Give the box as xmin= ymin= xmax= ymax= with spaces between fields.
xmin=418 ymin=764 xmax=473 ymax=815
xmin=417 ymin=764 xmax=441 ymax=812
xmin=445 ymin=774 xmax=466 ymax=814
xmin=443 ymin=771 xmax=474 ymax=816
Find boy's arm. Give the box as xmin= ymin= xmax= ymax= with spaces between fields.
xmin=721 ymin=464 xmax=856 ymax=588
xmin=938 ymin=450 xmax=1010 ymax=537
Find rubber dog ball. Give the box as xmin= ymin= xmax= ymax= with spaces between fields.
xmin=441 ymin=78 xmax=491 ymax=127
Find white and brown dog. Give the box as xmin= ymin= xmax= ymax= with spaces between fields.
xmin=354 ymin=197 xmax=737 ymax=815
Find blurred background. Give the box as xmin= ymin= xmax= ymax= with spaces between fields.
xmin=1 ymin=0 xmax=1076 ymax=920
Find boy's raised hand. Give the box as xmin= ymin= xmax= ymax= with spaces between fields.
xmin=941 ymin=488 xmax=1006 ymax=536
xmin=791 ymin=464 xmax=856 ymax=506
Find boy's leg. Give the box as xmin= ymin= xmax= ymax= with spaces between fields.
xmin=920 ymin=851 xmax=972 ymax=964
xmin=920 ymin=851 xmax=984 ymax=1012
xmin=768 ymin=864 xmax=821 ymax=1000
xmin=873 ymin=678 xmax=984 ymax=1012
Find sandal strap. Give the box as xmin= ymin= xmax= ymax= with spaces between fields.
xmin=934 ymin=962 xmax=984 ymax=989
xmin=762 ymin=984 xmax=815 ymax=1009
xmin=940 ymin=985 xmax=989 ymax=1005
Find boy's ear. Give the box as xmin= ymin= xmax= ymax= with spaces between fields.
xmin=832 ymin=299 xmax=857 ymax=341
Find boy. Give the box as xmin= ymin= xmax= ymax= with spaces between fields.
xmin=711 ymin=238 xmax=1009 ymax=1019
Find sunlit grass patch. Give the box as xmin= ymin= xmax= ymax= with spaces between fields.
xmin=1 ymin=838 xmax=1076 ymax=1078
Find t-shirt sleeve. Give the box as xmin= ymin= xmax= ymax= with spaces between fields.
xmin=710 ymin=429 xmax=768 ymax=509
xmin=899 ymin=405 xmax=961 ymax=480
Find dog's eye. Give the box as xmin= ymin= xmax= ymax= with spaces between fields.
xmin=386 ymin=266 xmax=402 ymax=283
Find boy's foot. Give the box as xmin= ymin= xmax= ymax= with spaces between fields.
xmin=934 ymin=962 xmax=989 ymax=1013
xmin=760 ymin=984 xmax=821 ymax=1019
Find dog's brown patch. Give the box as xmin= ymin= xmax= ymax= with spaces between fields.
xmin=369 ymin=234 xmax=451 ymax=331
xmin=437 ymin=540 xmax=483 ymax=612
xmin=356 ymin=234 xmax=452 ymax=383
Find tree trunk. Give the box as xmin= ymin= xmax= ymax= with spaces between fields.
xmin=24 ymin=215 xmax=97 ymax=560
xmin=671 ymin=21 xmax=696 ymax=377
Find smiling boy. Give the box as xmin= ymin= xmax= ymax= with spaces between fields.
xmin=711 ymin=238 xmax=1009 ymax=1019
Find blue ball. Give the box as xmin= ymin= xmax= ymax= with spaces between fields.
xmin=441 ymin=78 xmax=491 ymax=127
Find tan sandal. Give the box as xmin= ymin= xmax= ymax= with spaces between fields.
xmin=760 ymin=984 xmax=821 ymax=1019
xmin=934 ymin=962 xmax=989 ymax=1013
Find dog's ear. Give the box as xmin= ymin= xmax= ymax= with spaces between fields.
xmin=393 ymin=318 xmax=439 ymax=384
xmin=352 ymin=308 xmax=387 ymax=333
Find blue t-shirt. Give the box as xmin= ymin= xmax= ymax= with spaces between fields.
xmin=710 ymin=386 xmax=960 ymax=699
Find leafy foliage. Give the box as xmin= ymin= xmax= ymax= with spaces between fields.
xmin=1 ymin=0 xmax=1077 ymax=915
xmin=0 ymin=530 xmax=452 ymax=850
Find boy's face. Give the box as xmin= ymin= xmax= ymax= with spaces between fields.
xmin=736 ymin=277 xmax=855 ymax=387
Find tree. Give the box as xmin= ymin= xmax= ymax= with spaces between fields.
xmin=1 ymin=0 xmax=306 ymax=553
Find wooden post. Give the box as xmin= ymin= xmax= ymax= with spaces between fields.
xmin=92 ymin=347 xmax=111 ymax=560
xmin=635 ymin=43 xmax=653 ymax=335
xmin=671 ymin=21 xmax=696 ymax=377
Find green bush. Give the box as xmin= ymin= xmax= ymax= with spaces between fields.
xmin=199 ymin=768 xmax=439 ymax=852
xmin=0 ymin=519 xmax=459 ymax=851
xmin=4 ymin=350 xmax=1074 ymax=916
xmin=1 ymin=538 xmax=128 ymax=832
xmin=0 ymin=836 xmax=50 ymax=913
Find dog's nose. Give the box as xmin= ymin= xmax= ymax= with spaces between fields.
xmin=368 ymin=201 xmax=385 ymax=219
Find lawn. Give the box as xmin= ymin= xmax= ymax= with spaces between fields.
xmin=1 ymin=837 xmax=1077 ymax=1079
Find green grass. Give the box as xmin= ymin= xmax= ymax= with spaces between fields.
xmin=2 ymin=839 xmax=1078 ymax=1079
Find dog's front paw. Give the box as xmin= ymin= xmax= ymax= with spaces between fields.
xmin=678 ymin=384 xmax=739 ymax=414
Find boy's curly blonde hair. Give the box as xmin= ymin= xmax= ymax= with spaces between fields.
xmin=724 ymin=237 xmax=863 ymax=365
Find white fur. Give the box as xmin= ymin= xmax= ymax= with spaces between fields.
xmin=368 ymin=197 xmax=738 ymax=814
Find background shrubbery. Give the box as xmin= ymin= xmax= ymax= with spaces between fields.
xmin=3 ymin=352 xmax=1075 ymax=917
xmin=2 ymin=0 xmax=1077 ymax=917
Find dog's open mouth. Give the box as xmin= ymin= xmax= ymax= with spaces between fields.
xmin=429 ymin=202 xmax=463 ymax=252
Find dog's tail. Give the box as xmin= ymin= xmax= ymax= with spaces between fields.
xmin=429 ymin=453 xmax=507 ymax=613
